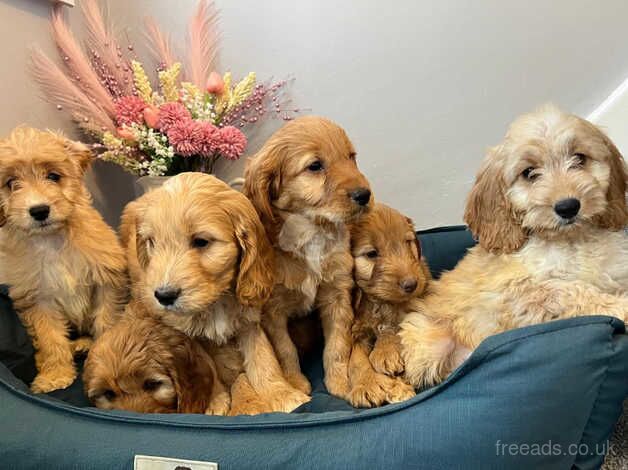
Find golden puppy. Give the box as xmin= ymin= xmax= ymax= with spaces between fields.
xmin=84 ymin=302 xmax=229 ymax=414
xmin=0 ymin=127 xmax=126 ymax=393
xmin=400 ymin=105 xmax=628 ymax=389
xmin=120 ymin=172 xmax=309 ymax=414
xmin=348 ymin=203 xmax=429 ymax=406
xmin=243 ymin=116 xmax=372 ymax=400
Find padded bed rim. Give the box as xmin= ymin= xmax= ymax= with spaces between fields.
xmin=0 ymin=315 xmax=624 ymax=430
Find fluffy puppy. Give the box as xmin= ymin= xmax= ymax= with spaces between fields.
xmin=83 ymin=301 xmax=229 ymax=414
xmin=120 ymin=172 xmax=309 ymax=414
xmin=400 ymin=105 xmax=628 ymax=389
xmin=0 ymin=127 xmax=126 ymax=393
xmin=243 ymin=116 xmax=372 ymax=400
xmin=348 ymin=203 xmax=429 ymax=407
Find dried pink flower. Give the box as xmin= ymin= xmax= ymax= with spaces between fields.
xmin=114 ymin=96 xmax=146 ymax=126
xmin=199 ymin=122 xmax=220 ymax=157
xmin=167 ymin=120 xmax=204 ymax=157
xmin=157 ymin=102 xmax=192 ymax=132
xmin=216 ymin=126 xmax=247 ymax=160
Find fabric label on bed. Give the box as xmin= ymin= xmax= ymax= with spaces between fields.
xmin=134 ymin=454 xmax=218 ymax=470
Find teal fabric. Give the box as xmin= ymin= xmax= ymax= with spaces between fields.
xmin=0 ymin=226 xmax=626 ymax=470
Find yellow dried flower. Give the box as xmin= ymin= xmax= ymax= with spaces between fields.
xmin=215 ymin=71 xmax=232 ymax=114
xmin=102 ymin=131 xmax=123 ymax=148
xmin=131 ymin=60 xmax=153 ymax=104
xmin=158 ymin=63 xmax=182 ymax=102
xmin=228 ymin=72 xmax=256 ymax=111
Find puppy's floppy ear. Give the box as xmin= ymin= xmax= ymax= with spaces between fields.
xmin=63 ymin=138 xmax=93 ymax=174
xmin=596 ymin=128 xmax=628 ymax=229
xmin=170 ymin=340 xmax=215 ymax=414
xmin=120 ymin=198 xmax=148 ymax=279
xmin=464 ymin=146 xmax=526 ymax=253
xmin=228 ymin=194 xmax=275 ymax=308
xmin=405 ymin=216 xmax=422 ymax=259
xmin=242 ymin=145 xmax=282 ymax=238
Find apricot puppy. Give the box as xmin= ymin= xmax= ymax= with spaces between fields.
xmin=401 ymin=105 xmax=628 ymax=389
xmin=243 ymin=116 xmax=372 ymax=400
xmin=120 ymin=172 xmax=309 ymax=414
xmin=0 ymin=127 xmax=126 ymax=393
xmin=84 ymin=302 xmax=229 ymax=415
xmin=348 ymin=203 xmax=428 ymax=407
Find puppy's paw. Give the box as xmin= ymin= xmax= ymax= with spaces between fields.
xmin=369 ymin=346 xmax=404 ymax=376
xmin=270 ymin=386 xmax=311 ymax=413
xmin=30 ymin=366 xmax=77 ymax=393
xmin=71 ymin=337 xmax=93 ymax=356
xmin=385 ymin=378 xmax=415 ymax=404
xmin=285 ymin=372 xmax=312 ymax=395
xmin=205 ymin=390 xmax=231 ymax=416
xmin=349 ymin=375 xmax=388 ymax=408
xmin=324 ymin=371 xmax=351 ymax=400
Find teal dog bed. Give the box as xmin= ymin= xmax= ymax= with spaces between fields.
xmin=0 ymin=226 xmax=626 ymax=469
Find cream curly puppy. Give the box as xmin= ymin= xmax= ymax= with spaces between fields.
xmin=400 ymin=105 xmax=628 ymax=389
xmin=0 ymin=127 xmax=127 ymax=393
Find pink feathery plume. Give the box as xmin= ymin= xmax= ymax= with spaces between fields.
xmin=186 ymin=0 xmax=220 ymax=88
xmin=144 ymin=16 xmax=179 ymax=71
xmin=50 ymin=4 xmax=116 ymax=117
xmin=80 ymin=0 xmax=133 ymax=96
xmin=30 ymin=48 xmax=116 ymax=133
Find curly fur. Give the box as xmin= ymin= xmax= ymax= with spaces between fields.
xmin=120 ymin=172 xmax=309 ymax=414
xmin=243 ymin=116 xmax=372 ymax=400
xmin=0 ymin=127 xmax=127 ymax=393
xmin=400 ymin=105 xmax=628 ymax=389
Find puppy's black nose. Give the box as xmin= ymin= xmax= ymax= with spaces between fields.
xmin=349 ymin=188 xmax=371 ymax=206
xmin=154 ymin=287 xmax=181 ymax=306
xmin=29 ymin=204 xmax=50 ymax=221
xmin=400 ymin=278 xmax=418 ymax=294
xmin=554 ymin=198 xmax=580 ymax=220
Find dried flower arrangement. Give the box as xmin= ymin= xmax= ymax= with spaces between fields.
xmin=30 ymin=0 xmax=301 ymax=176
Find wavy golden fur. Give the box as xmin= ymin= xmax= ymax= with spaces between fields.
xmin=400 ymin=105 xmax=628 ymax=389
xmin=348 ymin=203 xmax=430 ymax=406
xmin=120 ymin=172 xmax=309 ymax=414
xmin=83 ymin=301 xmax=229 ymax=414
xmin=243 ymin=116 xmax=372 ymax=400
xmin=0 ymin=127 xmax=126 ymax=393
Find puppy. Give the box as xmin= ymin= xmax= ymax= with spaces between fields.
xmin=83 ymin=301 xmax=229 ymax=414
xmin=0 ymin=127 xmax=126 ymax=393
xmin=400 ymin=105 xmax=628 ymax=389
xmin=120 ymin=172 xmax=309 ymax=414
xmin=243 ymin=116 xmax=372 ymax=400
xmin=348 ymin=203 xmax=429 ymax=406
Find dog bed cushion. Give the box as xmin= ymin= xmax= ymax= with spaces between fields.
xmin=0 ymin=226 xmax=626 ymax=469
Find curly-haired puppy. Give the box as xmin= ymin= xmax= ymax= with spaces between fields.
xmin=120 ymin=172 xmax=309 ymax=414
xmin=400 ymin=105 xmax=628 ymax=389
xmin=243 ymin=116 xmax=372 ymax=399
xmin=84 ymin=301 xmax=229 ymax=414
xmin=0 ymin=127 xmax=126 ymax=393
xmin=348 ymin=203 xmax=429 ymax=406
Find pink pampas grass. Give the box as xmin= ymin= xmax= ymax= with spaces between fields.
xmin=186 ymin=0 xmax=220 ymax=88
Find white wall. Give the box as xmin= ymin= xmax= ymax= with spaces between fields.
xmin=3 ymin=0 xmax=628 ymax=228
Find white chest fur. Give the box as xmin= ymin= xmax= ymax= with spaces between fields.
xmin=0 ymin=231 xmax=94 ymax=329
xmin=516 ymin=230 xmax=628 ymax=292
xmin=277 ymin=214 xmax=348 ymax=308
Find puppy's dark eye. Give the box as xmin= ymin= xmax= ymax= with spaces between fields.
xmin=5 ymin=177 xmax=16 ymax=190
xmin=47 ymin=172 xmax=61 ymax=183
xmin=102 ymin=389 xmax=116 ymax=400
xmin=571 ymin=153 xmax=587 ymax=168
xmin=365 ymin=249 xmax=378 ymax=259
xmin=521 ymin=167 xmax=538 ymax=181
xmin=192 ymin=237 xmax=210 ymax=248
xmin=143 ymin=379 xmax=162 ymax=392
xmin=307 ymin=160 xmax=324 ymax=172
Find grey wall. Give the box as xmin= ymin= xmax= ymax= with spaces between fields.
xmin=2 ymin=0 xmax=628 ymax=228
